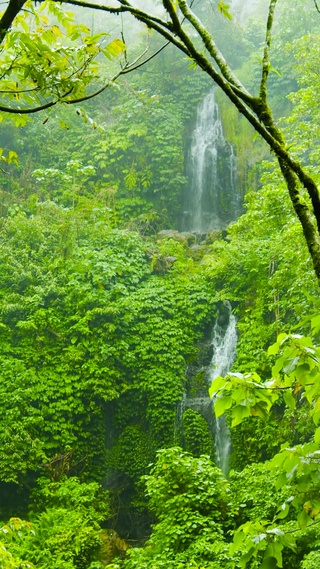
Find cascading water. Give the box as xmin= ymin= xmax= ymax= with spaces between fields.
xmin=177 ymin=303 xmax=237 ymax=475
xmin=182 ymin=90 xmax=240 ymax=233
xmin=208 ymin=302 xmax=237 ymax=474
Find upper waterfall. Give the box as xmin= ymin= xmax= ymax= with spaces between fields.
xmin=182 ymin=91 xmax=240 ymax=233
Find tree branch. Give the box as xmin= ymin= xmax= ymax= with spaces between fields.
xmin=177 ymin=0 xmax=253 ymax=104
xmin=120 ymin=42 xmax=170 ymax=75
xmin=58 ymin=0 xmax=199 ymax=57
xmin=59 ymin=0 xmax=173 ymax=33
xmin=260 ymin=0 xmax=278 ymax=101
xmin=282 ymin=518 xmax=320 ymax=535
xmin=0 ymin=45 xmax=158 ymax=113
xmin=0 ymin=0 xmax=27 ymax=45
xmin=277 ymin=156 xmax=320 ymax=279
xmin=313 ymin=0 xmax=320 ymax=14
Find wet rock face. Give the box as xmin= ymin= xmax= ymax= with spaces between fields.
xmin=151 ymin=255 xmax=177 ymax=274
xmin=185 ymin=328 xmax=215 ymax=398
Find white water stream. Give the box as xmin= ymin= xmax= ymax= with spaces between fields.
xmin=178 ymin=303 xmax=237 ymax=475
xmin=182 ymin=90 xmax=239 ymax=233
xmin=209 ymin=303 xmax=237 ymax=474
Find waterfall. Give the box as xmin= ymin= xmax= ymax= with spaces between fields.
xmin=210 ymin=303 xmax=237 ymax=379
xmin=182 ymin=90 xmax=240 ymax=233
xmin=209 ymin=302 xmax=237 ymax=475
xmin=177 ymin=302 xmax=237 ymax=475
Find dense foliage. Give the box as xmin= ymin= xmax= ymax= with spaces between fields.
xmin=0 ymin=201 xmax=216 ymax=494
xmin=1 ymin=1 xmax=320 ymax=569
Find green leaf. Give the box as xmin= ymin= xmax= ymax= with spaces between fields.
xmin=283 ymin=357 xmax=299 ymax=374
xmin=239 ymin=547 xmax=255 ymax=569
xmin=311 ymin=313 xmax=320 ymax=333
xmin=283 ymin=390 xmax=296 ymax=410
xmin=209 ymin=375 xmax=227 ymax=397
xmin=297 ymin=509 xmax=311 ymax=529
xmin=218 ymin=1 xmax=232 ymax=20
xmin=267 ymin=341 xmax=280 ymax=356
xmin=314 ymin=426 xmax=320 ymax=443
xmin=275 ymin=502 xmax=290 ymax=520
xmin=261 ymin=556 xmax=278 ymax=569
xmin=231 ymin=404 xmax=251 ymax=427
xmin=214 ymin=395 xmax=233 ymax=418
xmin=266 ymin=540 xmax=283 ymax=567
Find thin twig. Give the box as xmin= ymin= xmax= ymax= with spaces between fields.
xmin=0 ymin=45 xmax=158 ymax=112
xmin=284 ymin=518 xmax=320 ymax=535
xmin=313 ymin=0 xmax=320 ymax=14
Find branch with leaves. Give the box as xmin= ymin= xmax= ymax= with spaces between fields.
xmin=210 ymin=318 xmax=320 ymax=569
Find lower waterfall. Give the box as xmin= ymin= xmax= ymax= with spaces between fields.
xmin=209 ymin=303 xmax=237 ymax=474
xmin=178 ymin=303 xmax=237 ymax=475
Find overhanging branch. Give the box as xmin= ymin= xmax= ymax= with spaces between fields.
xmin=59 ymin=0 xmax=191 ymax=55
xmin=0 ymin=44 xmax=163 ymax=113
xmin=61 ymin=0 xmax=172 ymax=33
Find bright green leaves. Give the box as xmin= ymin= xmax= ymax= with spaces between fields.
xmin=0 ymin=203 xmax=217 ymax=487
xmin=282 ymin=389 xmax=296 ymax=410
xmin=270 ymin=441 xmax=320 ymax=517
xmin=103 ymin=38 xmax=126 ymax=59
xmin=211 ymin=327 xmax=320 ymax=569
xmin=0 ymin=477 xmax=110 ymax=568
xmin=314 ymin=425 xmax=320 ymax=443
xmin=210 ymin=371 xmax=277 ymax=427
xmin=217 ymin=1 xmax=232 ymax=20
xmin=122 ymin=448 xmax=234 ymax=569
xmin=211 ymin=331 xmax=320 ymax=428
xmin=231 ymin=520 xmax=296 ymax=569
xmin=0 ymin=0 xmax=125 ymax=122
xmin=267 ymin=333 xmax=320 ymax=425
xmin=0 ymin=148 xmax=18 ymax=166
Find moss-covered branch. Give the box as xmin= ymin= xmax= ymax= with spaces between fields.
xmin=177 ymin=0 xmax=252 ymax=102
xmin=260 ymin=0 xmax=278 ymax=101
xmin=278 ymin=157 xmax=320 ymax=282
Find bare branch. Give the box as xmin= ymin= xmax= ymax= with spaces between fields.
xmin=121 ymin=42 xmax=170 ymax=74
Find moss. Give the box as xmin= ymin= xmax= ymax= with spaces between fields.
xmin=215 ymin=89 xmax=267 ymax=195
